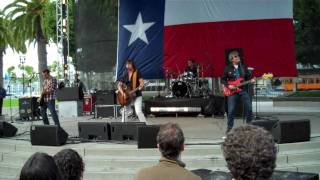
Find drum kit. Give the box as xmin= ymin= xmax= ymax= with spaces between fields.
xmin=164 ymin=65 xmax=210 ymax=98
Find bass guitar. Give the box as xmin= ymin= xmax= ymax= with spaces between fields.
xmin=117 ymin=81 xmax=150 ymax=106
xmin=222 ymin=73 xmax=273 ymax=96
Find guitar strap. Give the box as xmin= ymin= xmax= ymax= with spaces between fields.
xmin=132 ymin=70 xmax=137 ymax=90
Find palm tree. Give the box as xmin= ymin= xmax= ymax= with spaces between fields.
xmin=0 ymin=11 xmax=26 ymax=87
xmin=4 ymin=0 xmax=55 ymax=87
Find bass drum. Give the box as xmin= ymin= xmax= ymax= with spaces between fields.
xmin=171 ymin=81 xmax=190 ymax=97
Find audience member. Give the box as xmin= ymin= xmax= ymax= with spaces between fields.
xmin=19 ymin=152 xmax=62 ymax=180
xmin=222 ymin=125 xmax=277 ymax=180
xmin=134 ymin=123 xmax=201 ymax=180
xmin=54 ymin=149 xmax=85 ymax=180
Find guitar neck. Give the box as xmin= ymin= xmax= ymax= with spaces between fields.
xmin=237 ymin=77 xmax=259 ymax=87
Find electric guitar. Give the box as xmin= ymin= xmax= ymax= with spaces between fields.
xmin=222 ymin=73 xmax=273 ymax=96
xmin=117 ymin=81 xmax=150 ymax=106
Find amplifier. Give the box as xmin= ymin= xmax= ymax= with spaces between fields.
xmin=19 ymin=97 xmax=40 ymax=120
xmin=96 ymin=90 xmax=116 ymax=105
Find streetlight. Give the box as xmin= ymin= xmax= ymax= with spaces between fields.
xmin=19 ymin=55 xmax=26 ymax=95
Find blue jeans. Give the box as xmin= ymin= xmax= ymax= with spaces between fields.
xmin=41 ymin=100 xmax=60 ymax=126
xmin=227 ymin=91 xmax=252 ymax=130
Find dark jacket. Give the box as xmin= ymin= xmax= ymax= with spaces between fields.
xmin=221 ymin=64 xmax=252 ymax=90
xmin=0 ymin=87 xmax=7 ymax=99
xmin=134 ymin=157 xmax=201 ymax=180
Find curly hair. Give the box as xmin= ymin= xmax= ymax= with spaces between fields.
xmin=157 ymin=123 xmax=185 ymax=160
xmin=222 ymin=125 xmax=277 ymax=180
xmin=53 ymin=149 xmax=85 ymax=180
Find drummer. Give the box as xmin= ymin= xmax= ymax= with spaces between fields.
xmin=185 ymin=59 xmax=198 ymax=78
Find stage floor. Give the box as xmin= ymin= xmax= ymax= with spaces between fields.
xmin=6 ymin=111 xmax=320 ymax=143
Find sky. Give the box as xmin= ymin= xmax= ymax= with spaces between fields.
xmin=1 ymin=0 xmax=59 ymax=77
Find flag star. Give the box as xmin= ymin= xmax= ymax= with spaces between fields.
xmin=123 ymin=12 xmax=155 ymax=46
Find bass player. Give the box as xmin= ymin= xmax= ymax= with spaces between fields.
xmin=221 ymin=50 xmax=255 ymax=133
xmin=117 ymin=59 xmax=147 ymax=123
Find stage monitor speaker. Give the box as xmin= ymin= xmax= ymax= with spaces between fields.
xmin=272 ymin=170 xmax=319 ymax=180
xmin=250 ymin=119 xmax=279 ymax=132
xmin=110 ymin=122 xmax=146 ymax=141
xmin=191 ymin=169 xmax=319 ymax=180
xmin=78 ymin=122 xmax=111 ymax=140
xmin=272 ymin=119 xmax=310 ymax=144
xmin=96 ymin=90 xmax=116 ymax=105
xmin=138 ymin=125 xmax=160 ymax=148
xmin=0 ymin=121 xmax=17 ymax=137
xmin=30 ymin=125 xmax=68 ymax=146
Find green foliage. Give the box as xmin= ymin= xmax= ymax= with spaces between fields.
xmin=0 ymin=11 xmax=26 ymax=53
xmin=294 ymin=0 xmax=320 ymax=65
xmin=17 ymin=64 xmax=37 ymax=83
xmin=6 ymin=66 xmax=17 ymax=83
xmin=48 ymin=60 xmax=63 ymax=79
xmin=3 ymin=98 xmax=19 ymax=108
xmin=4 ymin=0 xmax=55 ymax=44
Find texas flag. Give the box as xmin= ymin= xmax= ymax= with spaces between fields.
xmin=117 ymin=0 xmax=297 ymax=79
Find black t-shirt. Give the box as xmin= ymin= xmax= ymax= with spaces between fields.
xmin=118 ymin=70 xmax=142 ymax=97
xmin=185 ymin=66 xmax=198 ymax=77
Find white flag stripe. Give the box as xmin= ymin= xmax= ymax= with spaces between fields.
xmin=164 ymin=0 xmax=292 ymax=26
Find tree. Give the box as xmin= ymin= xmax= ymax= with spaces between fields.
xmin=17 ymin=64 xmax=37 ymax=85
xmin=48 ymin=60 xmax=63 ymax=80
xmin=4 ymin=0 xmax=56 ymax=87
xmin=294 ymin=0 xmax=320 ymax=65
xmin=0 ymin=11 xmax=26 ymax=87
xmin=6 ymin=66 xmax=18 ymax=83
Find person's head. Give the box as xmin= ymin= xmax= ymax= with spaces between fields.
xmin=42 ymin=69 xmax=51 ymax=79
xmin=222 ymin=125 xmax=277 ymax=180
xmin=187 ymin=59 xmax=194 ymax=67
xmin=19 ymin=152 xmax=62 ymax=180
xmin=74 ymin=74 xmax=79 ymax=80
xmin=228 ymin=50 xmax=241 ymax=65
xmin=54 ymin=149 xmax=84 ymax=180
xmin=125 ymin=59 xmax=136 ymax=71
xmin=157 ymin=123 xmax=185 ymax=160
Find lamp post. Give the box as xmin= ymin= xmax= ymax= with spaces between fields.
xmin=19 ymin=56 xmax=26 ymax=95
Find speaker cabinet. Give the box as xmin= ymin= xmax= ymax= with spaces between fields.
xmin=19 ymin=97 xmax=40 ymax=120
xmin=272 ymin=119 xmax=310 ymax=144
xmin=190 ymin=169 xmax=319 ymax=180
xmin=30 ymin=125 xmax=68 ymax=146
xmin=78 ymin=122 xmax=111 ymax=140
xmin=57 ymin=87 xmax=80 ymax=101
xmin=0 ymin=121 xmax=17 ymax=137
xmin=96 ymin=90 xmax=116 ymax=105
xmin=110 ymin=122 xmax=146 ymax=141
xmin=250 ymin=119 xmax=279 ymax=132
xmin=96 ymin=105 xmax=115 ymax=118
xmin=138 ymin=125 xmax=160 ymax=148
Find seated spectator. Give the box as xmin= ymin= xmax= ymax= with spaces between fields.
xmin=19 ymin=152 xmax=62 ymax=180
xmin=134 ymin=123 xmax=201 ymax=180
xmin=222 ymin=125 xmax=277 ymax=180
xmin=54 ymin=149 xmax=85 ymax=180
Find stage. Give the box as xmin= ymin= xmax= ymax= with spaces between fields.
xmin=1 ymin=103 xmax=320 ymax=180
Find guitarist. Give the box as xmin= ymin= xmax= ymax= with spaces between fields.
xmin=221 ymin=51 xmax=255 ymax=133
xmin=117 ymin=59 xmax=147 ymax=123
xmin=40 ymin=69 xmax=60 ymax=126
